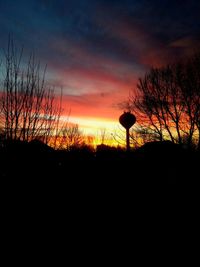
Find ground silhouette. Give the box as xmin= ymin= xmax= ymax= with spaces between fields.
xmin=0 ymin=139 xmax=199 ymax=187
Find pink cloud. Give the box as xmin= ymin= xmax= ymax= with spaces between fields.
xmin=46 ymin=36 xmax=140 ymax=121
xmin=61 ymin=82 xmax=133 ymax=118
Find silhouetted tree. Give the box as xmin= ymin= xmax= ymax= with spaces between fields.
xmin=129 ymin=125 xmax=160 ymax=148
xmin=180 ymin=54 xmax=200 ymax=149
xmin=57 ymin=123 xmax=84 ymax=150
xmin=130 ymin=53 xmax=200 ymax=149
xmin=94 ymin=128 xmax=112 ymax=146
xmin=0 ymin=38 xmax=62 ymax=144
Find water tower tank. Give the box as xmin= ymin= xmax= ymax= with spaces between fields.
xmin=119 ymin=112 xmax=136 ymax=129
xmin=119 ymin=112 xmax=136 ymax=151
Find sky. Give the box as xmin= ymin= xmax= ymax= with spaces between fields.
xmin=0 ymin=0 xmax=200 ymax=137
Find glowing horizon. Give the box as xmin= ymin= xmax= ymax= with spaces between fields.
xmin=59 ymin=114 xmax=123 ymax=147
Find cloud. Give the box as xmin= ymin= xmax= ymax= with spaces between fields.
xmin=1 ymin=0 xmax=200 ymax=126
xmin=61 ymin=92 xmax=122 ymax=119
xmin=43 ymin=35 xmax=140 ymax=97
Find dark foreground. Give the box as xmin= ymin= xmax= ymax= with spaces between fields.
xmin=1 ymin=140 xmax=199 ymax=232
xmin=1 ymin=141 xmax=198 ymax=261
xmin=1 ymin=140 xmax=199 ymax=185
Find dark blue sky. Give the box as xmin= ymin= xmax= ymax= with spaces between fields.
xmin=0 ymin=0 xmax=200 ymax=130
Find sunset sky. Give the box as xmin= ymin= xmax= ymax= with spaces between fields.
xmin=0 ymin=0 xmax=200 ymax=137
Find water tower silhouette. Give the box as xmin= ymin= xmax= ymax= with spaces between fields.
xmin=119 ymin=112 xmax=136 ymax=151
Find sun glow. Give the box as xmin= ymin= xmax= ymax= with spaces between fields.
xmin=68 ymin=116 xmax=117 ymax=133
xmin=61 ymin=115 xmax=120 ymax=146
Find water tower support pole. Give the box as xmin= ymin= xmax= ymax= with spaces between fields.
xmin=126 ymin=128 xmax=130 ymax=151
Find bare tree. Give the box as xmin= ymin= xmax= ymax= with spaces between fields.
xmin=129 ymin=125 xmax=161 ymax=148
xmin=180 ymin=53 xmax=200 ymax=149
xmin=0 ymin=38 xmax=62 ymax=144
xmin=130 ymin=53 xmax=200 ymax=149
xmin=57 ymin=123 xmax=84 ymax=150
xmin=94 ymin=128 xmax=112 ymax=146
